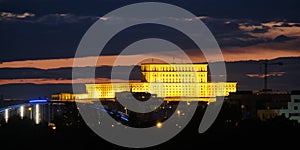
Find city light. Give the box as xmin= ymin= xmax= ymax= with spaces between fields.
xmin=20 ymin=106 xmax=24 ymax=119
xmin=4 ymin=109 xmax=9 ymax=123
xmin=28 ymin=107 xmax=32 ymax=120
xmin=29 ymin=99 xmax=48 ymax=103
xmin=121 ymin=116 xmax=129 ymax=122
xmin=187 ymin=102 xmax=191 ymax=106
xmin=48 ymin=123 xmax=56 ymax=130
xmin=156 ymin=122 xmax=163 ymax=128
xmin=124 ymin=107 xmax=128 ymax=115
xmin=35 ymin=104 xmax=40 ymax=124
xmin=177 ymin=110 xmax=181 ymax=115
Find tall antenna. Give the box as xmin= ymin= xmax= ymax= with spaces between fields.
xmin=262 ymin=59 xmax=283 ymax=91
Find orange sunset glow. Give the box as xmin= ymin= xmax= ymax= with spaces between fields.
xmin=0 ymin=49 xmax=299 ymax=70
xmin=0 ymin=78 xmax=138 ymax=85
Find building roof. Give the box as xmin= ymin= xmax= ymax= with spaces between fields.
xmin=291 ymin=90 xmax=300 ymax=95
xmin=141 ymin=63 xmax=208 ymax=65
xmin=234 ymin=91 xmax=253 ymax=95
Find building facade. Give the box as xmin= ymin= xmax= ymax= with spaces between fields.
xmin=51 ymin=93 xmax=88 ymax=101
xmin=280 ymin=91 xmax=300 ymax=123
xmin=85 ymin=63 xmax=237 ymax=102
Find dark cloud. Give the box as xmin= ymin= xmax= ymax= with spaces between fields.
xmin=272 ymin=22 xmax=300 ymax=27
xmin=1 ymin=13 xmax=299 ymax=61
xmin=1 ymin=0 xmax=300 ymax=21
xmin=1 ymin=0 xmax=300 ymax=61
xmin=273 ymin=35 xmax=296 ymax=43
xmin=1 ymin=20 xmax=200 ymax=61
xmin=0 ymin=84 xmax=78 ymax=100
xmin=33 ymin=13 xmax=97 ymax=24
xmin=258 ymin=36 xmax=300 ymax=51
xmin=252 ymin=27 xmax=270 ymax=33
xmin=202 ymin=18 xmax=269 ymax=48
xmin=0 ymin=66 xmax=141 ymax=80
xmin=0 ymin=15 xmax=94 ymax=61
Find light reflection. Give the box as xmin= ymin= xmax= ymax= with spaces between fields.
xmin=35 ymin=104 xmax=40 ymax=124
xmin=20 ymin=106 xmax=24 ymax=119
xmin=28 ymin=107 xmax=32 ymax=120
xmin=4 ymin=109 xmax=9 ymax=123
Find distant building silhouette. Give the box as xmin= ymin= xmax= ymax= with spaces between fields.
xmin=0 ymin=94 xmax=3 ymax=107
xmin=279 ymin=90 xmax=300 ymax=123
xmin=225 ymin=90 xmax=290 ymax=121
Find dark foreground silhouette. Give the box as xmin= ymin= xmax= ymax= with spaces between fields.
xmin=1 ymin=102 xmax=299 ymax=149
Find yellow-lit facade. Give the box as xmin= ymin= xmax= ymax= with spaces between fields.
xmin=85 ymin=64 xmax=237 ymax=102
xmin=51 ymin=93 xmax=88 ymax=101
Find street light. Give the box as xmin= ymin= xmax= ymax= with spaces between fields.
xmin=156 ymin=122 xmax=163 ymax=128
xmin=124 ymin=107 xmax=128 ymax=115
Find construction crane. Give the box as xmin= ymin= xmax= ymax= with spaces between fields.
xmin=262 ymin=60 xmax=283 ymax=91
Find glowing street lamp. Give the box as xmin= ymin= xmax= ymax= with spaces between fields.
xmin=156 ymin=122 xmax=163 ymax=128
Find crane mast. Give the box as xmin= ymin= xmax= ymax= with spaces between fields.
xmin=262 ymin=60 xmax=283 ymax=91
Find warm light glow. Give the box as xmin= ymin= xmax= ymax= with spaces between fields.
xmin=177 ymin=110 xmax=181 ymax=115
xmin=0 ymin=49 xmax=299 ymax=71
xmin=35 ymin=104 xmax=40 ymax=124
xmin=51 ymin=93 xmax=88 ymax=101
xmin=0 ymin=78 xmax=133 ymax=86
xmin=124 ymin=107 xmax=128 ymax=115
xmin=28 ymin=107 xmax=32 ymax=111
xmin=156 ymin=122 xmax=163 ymax=128
xmin=4 ymin=109 xmax=9 ymax=123
xmin=20 ymin=106 xmax=24 ymax=119
xmin=0 ymin=55 xmax=162 ymax=70
xmin=222 ymin=46 xmax=300 ymax=62
xmin=85 ymin=64 xmax=237 ymax=102
xmin=48 ymin=123 xmax=56 ymax=130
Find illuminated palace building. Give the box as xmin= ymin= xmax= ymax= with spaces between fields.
xmin=86 ymin=64 xmax=236 ymax=102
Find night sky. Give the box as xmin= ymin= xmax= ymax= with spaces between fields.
xmin=0 ymin=0 xmax=300 ymax=99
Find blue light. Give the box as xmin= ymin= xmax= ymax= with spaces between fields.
xmin=121 ymin=116 xmax=129 ymax=122
xmin=29 ymin=99 xmax=48 ymax=103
